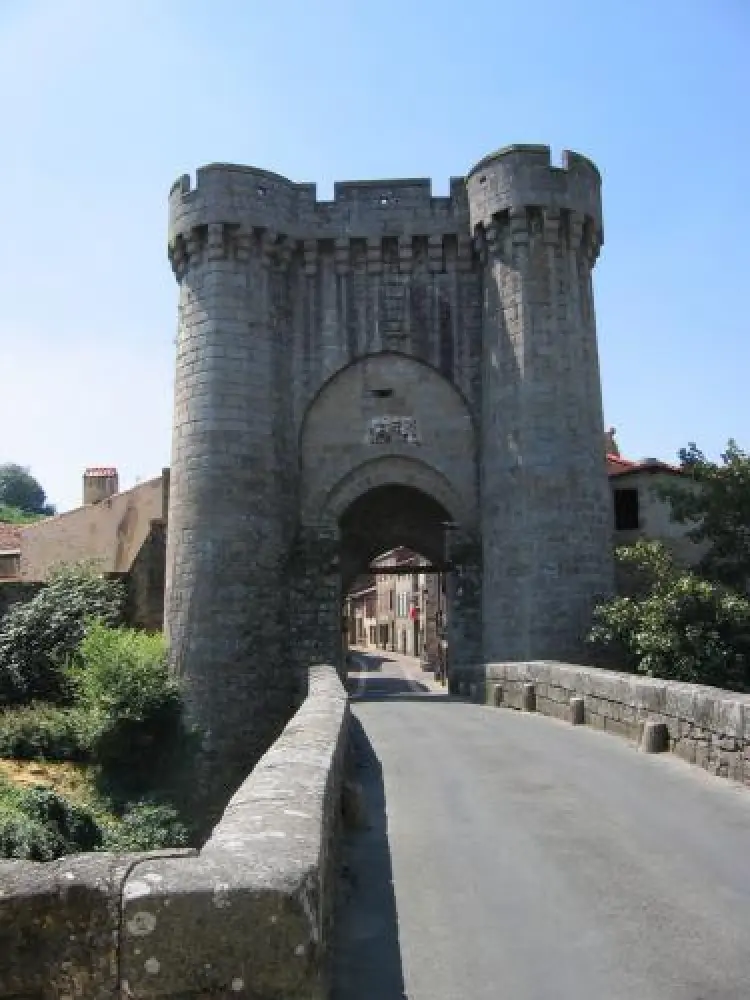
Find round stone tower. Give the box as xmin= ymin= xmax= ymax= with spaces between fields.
xmin=467 ymin=145 xmax=613 ymax=661
xmin=166 ymin=165 xmax=300 ymax=816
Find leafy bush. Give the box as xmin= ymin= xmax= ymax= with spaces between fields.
xmin=102 ymin=799 xmax=191 ymax=852
xmin=613 ymin=539 xmax=679 ymax=598
xmin=0 ymin=504 xmax=48 ymax=525
xmin=0 ymin=780 xmax=102 ymax=860
xmin=0 ymin=703 xmax=87 ymax=761
xmin=72 ymin=622 xmax=184 ymax=795
xmin=588 ymin=542 xmax=750 ymax=690
xmin=658 ymin=439 xmax=750 ymax=593
xmin=0 ymin=563 xmax=125 ymax=706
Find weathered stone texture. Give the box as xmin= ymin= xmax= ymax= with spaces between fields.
xmin=118 ymin=663 xmax=348 ymax=999
xmin=456 ymin=660 xmax=750 ymax=786
xmin=469 ymin=148 xmax=612 ymax=663
xmin=0 ymin=665 xmax=348 ymax=999
xmin=165 ymin=144 xmax=613 ymax=793
xmin=0 ymin=849 xmax=195 ymax=999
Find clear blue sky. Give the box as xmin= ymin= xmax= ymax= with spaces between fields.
xmin=1 ymin=0 xmax=748 ymax=511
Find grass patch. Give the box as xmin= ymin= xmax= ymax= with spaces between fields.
xmin=0 ymin=760 xmax=192 ymax=856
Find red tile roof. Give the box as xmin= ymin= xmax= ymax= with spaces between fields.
xmin=607 ymin=453 xmax=681 ymax=478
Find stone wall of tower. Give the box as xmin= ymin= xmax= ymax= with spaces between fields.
xmin=166 ymin=206 xmax=296 ymax=820
xmin=467 ymin=145 xmax=613 ymax=661
xmin=165 ymin=165 xmax=485 ymax=809
xmin=165 ymin=146 xmax=614 ymax=807
xmin=168 ymin=166 xmax=483 ymax=437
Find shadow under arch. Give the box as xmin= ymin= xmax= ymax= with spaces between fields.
xmin=313 ymin=452 xmax=470 ymax=533
xmin=339 ymin=482 xmax=453 ymax=593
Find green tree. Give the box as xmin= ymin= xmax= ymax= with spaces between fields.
xmin=588 ymin=541 xmax=750 ymax=691
xmin=0 ymin=563 xmax=125 ymax=705
xmin=0 ymin=504 xmax=48 ymax=524
xmin=659 ymin=440 xmax=750 ymax=592
xmin=0 ymin=464 xmax=55 ymax=516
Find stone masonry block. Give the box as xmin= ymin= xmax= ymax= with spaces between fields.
xmin=569 ymin=696 xmax=585 ymax=725
xmin=521 ymin=683 xmax=536 ymax=713
xmin=640 ymin=720 xmax=670 ymax=753
xmin=120 ymin=664 xmax=348 ymax=999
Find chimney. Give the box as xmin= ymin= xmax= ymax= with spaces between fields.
xmin=83 ymin=468 xmax=119 ymax=506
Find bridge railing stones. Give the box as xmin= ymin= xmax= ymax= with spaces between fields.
xmin=0 ymin=663 xmax=349 ymax=999
xmin=455 ymin=661 xmax=750 ymax=785
xmin=0 ymin=848 xmax=198 ymax=998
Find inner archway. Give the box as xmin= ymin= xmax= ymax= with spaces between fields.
xmin=337 ymin=482 xmax=477 ymax=686
xmin=339 ymin=483 xmax=452 ymax=594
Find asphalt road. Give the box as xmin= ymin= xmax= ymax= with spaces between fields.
xmin=332 ymin=650 xmax=750 ymax=1000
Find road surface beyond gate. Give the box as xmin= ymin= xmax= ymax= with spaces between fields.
xmin=332 ymin=650 xmax=750 ymax=1000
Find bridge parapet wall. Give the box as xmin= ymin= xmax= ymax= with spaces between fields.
xmin=0 ymin=664 xmax=349 ymax=999
xmin=456 ymin=661 xmax=750 ymax=785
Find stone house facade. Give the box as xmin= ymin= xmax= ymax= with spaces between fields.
xmin=346 ymin=547 xmax=447 ymax=660
xmin=0 ymin=468 xmax=169 ymax=630
xmin=346 ymin=579 xmax=377 ymax=647
xmin=606 ymin=449 xmax=704 ymax=566
xmin=372 ymin=548 xmax=428 ymax=657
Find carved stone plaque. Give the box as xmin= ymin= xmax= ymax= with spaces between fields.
xmin=366 ymin=416 xmax=419 ymax=445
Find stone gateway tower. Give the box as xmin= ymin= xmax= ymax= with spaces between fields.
xmin=165 ymin=144 xmax=613 ymax=804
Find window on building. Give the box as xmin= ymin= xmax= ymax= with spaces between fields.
xmin=389 ymin=589 xmax=394 ymax=611
xmin=0 ymin=552 xmax=20 ymax=579
xmin=614 ymin=487 xmax=640 ymax=531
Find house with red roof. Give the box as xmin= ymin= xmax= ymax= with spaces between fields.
xmin=605 ymin=431 xmax=703 ymax=566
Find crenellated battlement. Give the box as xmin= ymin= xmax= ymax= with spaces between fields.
xmin=466 ymin=145 xmax=602 ymax=254
xmin=168 ymin=163 xmax=470 ymax=257
xmin=168 ymin=148 xmax=603 ymax=276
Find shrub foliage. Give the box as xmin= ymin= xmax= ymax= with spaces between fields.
xmin=588 ymin=541 xmax=750 ymax=691
xmin=0 ymin=563 xmax=124 ymax=705
xmin=0 ymin=582 xmax=197 ymax=859
xmin=102 ymin=799 xmax=191 ymax=852
xmin=0 ymin=780 xmax=102 ymax=860
xmin=0 ymin=703 xmax=86 ymax=761
xmin=658 ymin=439 xmax=750 ymax=593
xmin=71 ymin=622 xmax=184 ymax=796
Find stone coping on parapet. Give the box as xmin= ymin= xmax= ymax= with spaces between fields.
xmin=0 ymin=663 xmax=349 ymax=999
xmin=453 ymin=661 xmax=750 ymax=786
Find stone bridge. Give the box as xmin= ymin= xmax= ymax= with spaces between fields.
xmin=2 ymin=656 xmax=750 ymax=997
xmin=2 ymin=145 xmax=749 ymax=995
